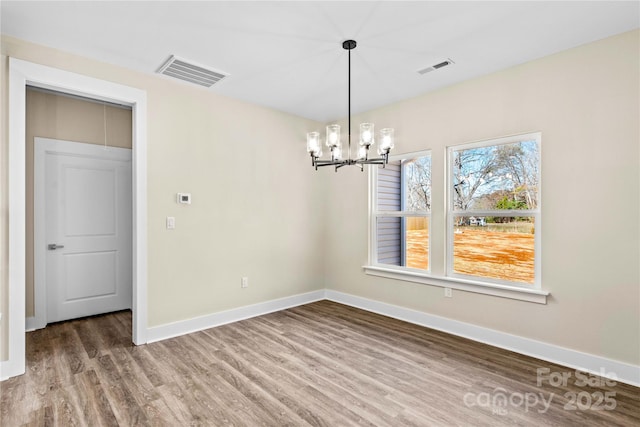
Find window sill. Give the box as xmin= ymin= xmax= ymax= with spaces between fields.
xmin=362 ymin=265 xmax=549 ymax=304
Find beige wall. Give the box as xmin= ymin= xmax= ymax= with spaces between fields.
xmin=25 ymin=89 xmax=133 ymax=318
xmin=1 ymin=36 xmax=326 ymax=360
xmin=324 ymin=30 xmax=640 ymax=365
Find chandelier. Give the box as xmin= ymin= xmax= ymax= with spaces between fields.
xmin=306 ymin=40 xmax=394 ymax=171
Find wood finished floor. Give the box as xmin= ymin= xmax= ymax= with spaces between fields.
xmin=1 ymin=301 xmax=638 ymax=426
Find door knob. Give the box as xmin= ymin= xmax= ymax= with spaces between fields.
xmin=47 ymin=244 xmax=65 ymax=250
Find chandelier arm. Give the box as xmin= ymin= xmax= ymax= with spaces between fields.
xmin=357 ymin=159 xmax=384 ymax=165
xmin=315 ymin=160 xmax=343 ymax=167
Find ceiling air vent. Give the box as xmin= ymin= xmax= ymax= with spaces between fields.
xmin=157 ymin=55 xmax=228 ymax=88
xmin=417 ymin=58 xmax=454 ymax=75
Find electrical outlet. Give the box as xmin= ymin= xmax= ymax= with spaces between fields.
xmin=444 ymin=287 xmax=453 ymax=298
xmin=241 ymin=277 xmax=249 ymax=288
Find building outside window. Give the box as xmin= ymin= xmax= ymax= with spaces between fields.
xmin=371 ymin=151 xmax=431 ymax=271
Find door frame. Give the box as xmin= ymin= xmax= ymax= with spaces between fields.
xmin=34 ymin=138 xmax=133 ymax=329
xmin=4 ymin=58 xmax=148 ymax=380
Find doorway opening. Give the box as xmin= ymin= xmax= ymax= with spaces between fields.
xmin=4 ymin=58 xmax=148 ymax=380
xmin=28 ymin=88 xmax=134 ymax=329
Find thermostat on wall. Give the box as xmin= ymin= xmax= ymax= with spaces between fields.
xmin=177 ymin=193 xmax=192 ymax=204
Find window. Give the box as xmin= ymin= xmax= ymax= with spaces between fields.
xmin=371 ymin=151 xmax=431 ymax=271
xmin=448 ymin=133 xmax=541 ymax=287
xmin=366 ymin=133 xmax=546 ymax=303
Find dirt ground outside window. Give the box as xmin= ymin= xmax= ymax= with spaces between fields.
xmin=406 ymin=226 xmax=535 ymax=284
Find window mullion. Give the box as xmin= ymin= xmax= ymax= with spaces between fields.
xmin=452 ymin=209 xmax=539 ymax=216
xmin=374 ymin=211 xmax=430 ymax=217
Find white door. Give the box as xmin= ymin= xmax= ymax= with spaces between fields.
xmin=38 ymin=138 xmax=132 ymax=323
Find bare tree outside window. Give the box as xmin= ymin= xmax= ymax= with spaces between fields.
xmin=404 ymin=156 xmax=431 ymax=211
xmin=453 ymin=140 xmax=538 ymax=214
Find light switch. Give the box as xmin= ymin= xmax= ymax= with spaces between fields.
xmin=166 ymin=216 xmax=176 ymax=229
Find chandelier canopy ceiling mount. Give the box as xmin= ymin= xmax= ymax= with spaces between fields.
xmin=306 ymin=40 xmax=394 ymax=172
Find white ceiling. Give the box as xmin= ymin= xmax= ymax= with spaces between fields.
xmin=2 ymin=1 xmax=638 ymax=122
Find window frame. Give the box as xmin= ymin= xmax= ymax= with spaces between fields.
xmin=446 ymin=132 xmax=542 ymax=289
xmin=369 ymin=150 xmax=432 ymax=273
xmin=365 ymin=133 xmax=548 ymax=304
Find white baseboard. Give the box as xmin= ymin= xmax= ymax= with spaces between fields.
xmin=325 ymin=290 xmax=640 ymax=388
xmin=0 ymin=358 xmax=23 ymax=381
xmin=25 ymin=316 xmax=39 ymax=332
xmin=146 ymin=290 xmax=326 ymax=343
xmin=0 ymin=361 xmax=11 ymax=381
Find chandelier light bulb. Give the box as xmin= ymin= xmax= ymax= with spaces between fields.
xmin=307 ymin=132 xmax=320 ymax=154
xmin=326 ymin=124 xmax=341 ymax=148
xmin=332 ymin=146 xmax=342 ymax=161
xmin=356 ymin=145 xmax=367 ymax=160
xmin=359 ymin=123 xmax=374 ymax=147
xmin=380 ymin=128 xmax=395 ymax=151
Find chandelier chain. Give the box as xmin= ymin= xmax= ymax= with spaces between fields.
xmin=347 ymin=44 xmax=351 ymax=161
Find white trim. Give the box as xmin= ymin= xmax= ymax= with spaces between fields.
xmin=131 ymin=96 xmax=148 ymax=347
xmin=5 ymin=58 xmax=28 ymax=381
xmin=32 ymin=134 xmax=46 ymax=330
xmin=368 ymin=164 xmax=377 ymax=268
xmin=146 ymin=291 xmax=326 ymax=343
xmin=388 ymin=149 xmax=433 ymax=163
xmin=5 ymin=58 xmax=148 ymax=381
xmin=34 ymin=138 xmax=133 ymax=330
xmin=363 ymin=265 xmax=548 ymax=304
xmin=325 ymin=290 xmax=640 ymax=387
